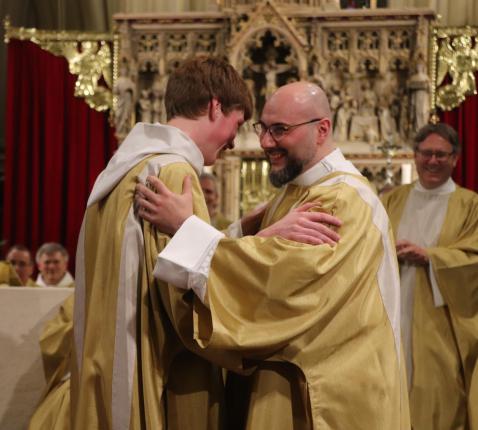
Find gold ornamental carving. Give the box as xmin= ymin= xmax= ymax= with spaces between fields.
xmin=4 ymin=17 xmax=113 ymax=112
xmin=431 ymin=26 xmax=478 ymax=112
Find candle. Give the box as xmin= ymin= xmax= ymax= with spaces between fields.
xmin=401 ymin=163 xmax=412 ymax=184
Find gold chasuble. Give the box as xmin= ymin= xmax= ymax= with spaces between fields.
xmin=29 ymin=295 xmax=74 ymax=430
xmin=382 ymin=183 xmax=478 ymax=430
xmin=72 ymin=124 xmax=225 ymax=430
xmin=0 ymin=261 xmax=22 ymax=285
xmin=155 ymin=149 xmax=409 ymax=430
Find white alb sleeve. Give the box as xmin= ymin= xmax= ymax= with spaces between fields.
xmin=153 ymin=215 xmax=224 ymax=303
xmin=429 ymin=261 xmax=445 ymax=307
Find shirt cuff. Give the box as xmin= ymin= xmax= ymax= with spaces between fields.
xmin=429 ymin=261 xmax=445 ymax=307
xmin=153 ymin=215 xmax=224 ymax=303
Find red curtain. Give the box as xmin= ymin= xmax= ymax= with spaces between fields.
xmin=440 ymin=72 xmax=478 ymax=192
xmin=3 ymin=39 xmax=117 ymax=271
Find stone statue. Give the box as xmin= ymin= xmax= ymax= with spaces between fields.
xmin=334 ymin=97 xmax=354 ymax=142
xmin=379 ymin=96 xmax=397 ymax=142
xmin=249 ymin=48 xmax=292 ymax=100
xmin=349 ymin=81 xmax=379 ymax=142
xmin=358 ymin=81 xmax=378 ymax=117
xmin=152 ymin=76 xmax=167 ymax=124
xmin=408 ymin=58 xmax=430 ymax=132
xmin=139 ymin=89 xmax=153 ymax=123
xmin=114 ymin=62 xmax=136 ymax=138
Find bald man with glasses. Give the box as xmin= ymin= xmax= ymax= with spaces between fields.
xmin=136 ymin=81 xmax=409 ymax=429
xmin=381 ymin=123 xmax=478 ymax=430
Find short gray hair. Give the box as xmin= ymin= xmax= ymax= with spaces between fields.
xmin=36 ymin=242 xmax=69 ymax=264
xmin=413 ymin=123 xmax=461 ymax=154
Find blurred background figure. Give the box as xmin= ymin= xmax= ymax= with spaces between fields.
xmin=6 ymin=244 xmax=36 ymax=286
xmin=200 ymin=173 xmax=232 ymax=230
xmin=381 ymin=123 xmax=478 ymax=430
xmin=0 ymin=260 xmax=21 ymax=286
xmin=36 ymin=243 xmax=75 ymax=288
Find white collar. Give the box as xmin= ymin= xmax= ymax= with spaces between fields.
xmin=291 ymin=148 xmax=361 ymax=187
xmin=87 ymin=123 xmax=204 ymax=207
xmin=36 ymin=271 xmax=74 ymax=287
xmin=414 ymin=177 xmax=456 ymax=195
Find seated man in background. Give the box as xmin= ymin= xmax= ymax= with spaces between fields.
xmin=6 ymin=244 xmax=36 ymax=286
xmin=200 ymin=172 xmax=232 ymax=229
xmin=36 ymin=243 xmax=74 ymax=288
xmin=381 ymin=123 xmax=478 ymax=430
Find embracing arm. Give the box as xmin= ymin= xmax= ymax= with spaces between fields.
xmin=135 ymin=175 xmax=342 ymax=245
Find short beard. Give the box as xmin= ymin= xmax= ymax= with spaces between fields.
xmin=268 ymin=156 xmax=304 ymax=188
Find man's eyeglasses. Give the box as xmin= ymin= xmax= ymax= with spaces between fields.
xmin=415 ymin=149 xmax=455 ymax=162
xmin=253 ymin=118 xmax=323 ymax=141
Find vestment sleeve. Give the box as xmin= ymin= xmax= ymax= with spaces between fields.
xmin=153 ymin=215 xmax=224 ymax=303
xmin=164 ymin=183 xmax=395 ymax=358
xmin=427 ymin=195 xmax=478 ymax=318
xmin=39 ymin=295 xmax=74 ymax=388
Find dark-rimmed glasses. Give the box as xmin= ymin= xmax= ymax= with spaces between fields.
xmin=253 ymin=118 xmax=323 ymax=141
xmin=415 ymin=149 xmax=455 ymax=162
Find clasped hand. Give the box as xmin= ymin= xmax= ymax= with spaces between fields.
xmin=396 ymin=239 xmax=429 ymax=266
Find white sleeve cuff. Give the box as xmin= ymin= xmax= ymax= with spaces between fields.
xmin=153 ymin=215 xmax=224 ymax=303
xmin=429 ymin=261 xmax=445 ymax=307
xmin=225 ymin=219 xmax=243 ymax=238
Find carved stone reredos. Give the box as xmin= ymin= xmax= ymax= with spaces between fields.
xmin=113 ymin=4 xmax=433 ymax=218
xmin=113 ymin=6 xmax=435 ymax=152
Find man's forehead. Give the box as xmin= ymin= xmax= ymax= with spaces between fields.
xmin=200 ymin=178 xmax=216 ymax=188
xmin=418 ymin=134 xmax=453 ymax=149
xmin=260 ymin=104 xmax=294 ymax=124
xmin=41 ymin=252 xmax=66 ymax=260
xmin=7 ymin=249 xmax=30 ymax=259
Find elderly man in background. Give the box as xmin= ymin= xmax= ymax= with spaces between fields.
xmin=6 ymin=244 xmax=36 ymax=286
xmin=36 ymin=242 xmax=74 ymax=288
xmin=381 ymin=123 xmax=478 ymax=430
xmin=200 ymin=172 xmax=232 ymax=229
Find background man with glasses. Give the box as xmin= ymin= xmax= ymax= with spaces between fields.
xmin=381 ymin=123 xmax=478 ymax=430
xmin=136 ymin=81 xmax=408 ymax=429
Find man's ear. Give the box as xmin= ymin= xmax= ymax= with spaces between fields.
xmin=208 ymin=98 xmax=222 ymax=121
xmin=317 ymin=118 xmax=332 ymax=141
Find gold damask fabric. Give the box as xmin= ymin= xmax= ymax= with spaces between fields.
xmin=382 ymin=184 xmax=478 ymax=430
xmin=211 ymin=212 xmax=232 ymax=231
xmin=0 ymin=261 xmax=22 ymax=286
xmin=28 ymin=295 xmax=73 ymax=430
xmin=193 ymin=172 xmax=408 ymax=429
xmin=72 ymin=158 xmax=224 ymax=430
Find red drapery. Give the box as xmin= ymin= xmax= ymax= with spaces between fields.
xmin=3 ymin=39 xmax=117 ymax=271
xmin=440 ymin=72 xmax=478 ymax=192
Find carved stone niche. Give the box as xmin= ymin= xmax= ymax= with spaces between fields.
xmin=113 ymin=3 xmax=433 ymax=220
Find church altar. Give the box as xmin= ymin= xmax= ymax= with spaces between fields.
xmin=0 ymin=287 xmax=73 ymax=430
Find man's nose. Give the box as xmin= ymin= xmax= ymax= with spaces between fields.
xmin=260 ymin=131 xmax=277 ymax=149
